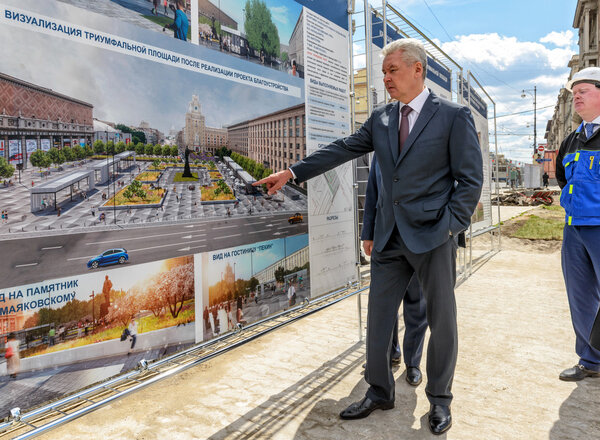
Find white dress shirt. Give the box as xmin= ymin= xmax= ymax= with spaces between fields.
xmin=398 ymin=86 xmax=430 ymax=133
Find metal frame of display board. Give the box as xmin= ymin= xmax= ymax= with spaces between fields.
xmin=351 ymin=1 xmax=501 ymax=339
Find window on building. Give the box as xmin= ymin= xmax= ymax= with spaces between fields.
xmin=296 ymin=128 xmax=300 ymax=136
xmin=296 ymin=153 xmax=300 ymax=160
xmin=296 ymin=116 xmax=300 ymax=125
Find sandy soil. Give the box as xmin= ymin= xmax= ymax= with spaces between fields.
xmin=33 ymin=210 xmax=600 ymax=440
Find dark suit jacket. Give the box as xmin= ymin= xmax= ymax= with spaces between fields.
xmin=291 ymin=91 xmax=483 ymax=254
xmin=361 ymin=155 xmax=380 ymax=241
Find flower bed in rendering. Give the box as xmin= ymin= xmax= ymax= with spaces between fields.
xmin=103 ymin=182 xmax=166 ymax=207
xmin=200 ymin=180 xmax=236 ymax=202
xmin=208 ymin=171 xmax=223 ymax=180
xmin=173 ymin=172 xmax=200 ymax=182
xmin=135 ymin=171 xmax=161 ymax=182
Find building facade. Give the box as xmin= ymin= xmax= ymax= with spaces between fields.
xmin=242 ymin=104 xmax=306 ymax=172
xmin=183 ymin=95 xmax=227 ymax=154
xmin=226 ymin=121 xmax=249 ymax=156
xmin=547 ymin=1 xmax=599 ymax=152
xmin=0 ymin=72 xmax=94 ymax=168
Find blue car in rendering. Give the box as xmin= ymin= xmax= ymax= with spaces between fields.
xmin=87 ymin=248 xmax=129 ymax=269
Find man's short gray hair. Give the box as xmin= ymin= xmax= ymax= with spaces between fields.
xmin=381 ymin=38 xmax=427 ymax=80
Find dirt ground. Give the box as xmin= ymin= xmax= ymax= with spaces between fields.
xmin=35 ymin=207 xmax=600 ymax=440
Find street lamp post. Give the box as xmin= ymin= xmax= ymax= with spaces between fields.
xmin=521 ymin=85 xmax=537 ymax=156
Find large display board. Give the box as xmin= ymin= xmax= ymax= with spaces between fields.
xmin=370 ymin=11 xmax=453 ymax=103
xmin=0 ymin=0 xmax=353 ymax=416
xmin=462 ymin=78 xmax=492 ymax=231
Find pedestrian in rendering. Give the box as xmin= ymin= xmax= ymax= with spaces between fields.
xmin=165 ymin=0 xmax=188 ymax=42
xmin=287 ymin=282 xmax=296 ymax=307
xmin=254 ymin=38 xmax=483 ymax=434
xmin=152 ymin=0 xmax=159 ymax=15
xmin=362 ymin=155 xmax=428 ymax=382
xmin=542 ymin=172 xmax=549 ymax=188
xmin=163 ymin=0 xmax=168 ymax=15
xmin=48 ymin=326 xmax=56 ymax=346
xmin=91 ymin=207 xmax=96 ymax=217
xmin=128 ymin=318 xmax=138 ymax=353
xmin=5 ymin=333 xmax=20 ymax=379
xmin=556 ymin=67 xmax=600 ymax=382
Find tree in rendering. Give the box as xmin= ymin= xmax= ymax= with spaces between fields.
xmin=244 ymin=0 xmax=280 ymax=60
xmin=0 ymin=156 xmax=15 ymax=179
xmin=29 ymin=150 xmax=51 ymax=174
xmin=47 ymin=147 xmax=65 ymax=166
xmin=93 ymin=140 xmax=105 ymax=155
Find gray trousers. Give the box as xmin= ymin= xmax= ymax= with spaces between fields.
xmin=365 ymin=227 xmax=457 ymax=406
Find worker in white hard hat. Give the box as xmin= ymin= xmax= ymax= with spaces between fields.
xmin=557 ymin=67 xmax=600 ymax=381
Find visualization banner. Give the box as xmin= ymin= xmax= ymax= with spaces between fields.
xmin=26 ymin=139 xmax=37 ymax=160
xmin=195 ymin=234 xmax=309 ymax=342
xmin=302 ymin=6 xmax=356 ymax=295
xmin=8 ymin=139 xmax=22 ymax=164
xmin=462 ymin=79 xmax=492 ymax=231
xmin=40 ymin=139 xmax=51 ymax=152
xmin=0 ymin=255 xmax=195 ymax=415
xmin=370 ymin=11 xmax=452 ymax=102
xmin=0 ymin=0 xmax=353 ymax=417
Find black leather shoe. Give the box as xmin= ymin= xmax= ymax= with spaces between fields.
xmin=428 ymin=404 xmax=451 ymax=435
xmin=391 ymin=354 xmax=401 ymax=365
xmin=559 ymin=364 xmax=600 ymax=381
xmin=339 ymin=396 xmax=394 ymax=420
xmin=405 ymin=366 xmax=422 ymax=386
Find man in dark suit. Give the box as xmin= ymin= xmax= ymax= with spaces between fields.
xmin=362 ymin=155 xmax=427 ymax=384
xmin=254 ymin=38 xmax=483 ymax=434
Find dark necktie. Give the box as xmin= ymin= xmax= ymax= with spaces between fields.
xmin=399 ymin=105 xmax=413 ymax=153
xmin=586 ymin=123 xmax=597 ymax=139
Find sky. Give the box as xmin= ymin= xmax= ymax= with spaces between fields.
xmin=205 ymin=234 xmax=308 ymax=283
xmin=208 ymin=0 xmax=302 ymax=44
xmin=0 ymin=0 xmax=304 ymax=135
xmin=355 ymin=0 xmax=579 ymax=164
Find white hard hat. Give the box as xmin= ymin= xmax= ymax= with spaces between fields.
xmin=566 ymin=67 xmax=600 ymax=91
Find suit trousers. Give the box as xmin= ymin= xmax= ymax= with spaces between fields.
xmin=366 ymin=227 xmax=457 ymax=406
xmin=392 ymin=275 xmax=427 ymax=368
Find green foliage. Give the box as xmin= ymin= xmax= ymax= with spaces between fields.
xmin=152 ymin=159 xmax=161 ymax=168
xmin=0 ymin=156 xmax=15 ymax=179
xmin=135 ymin=142 xmax=146 ymax=155
xmin=106 ymin=141 xmax=115 ymax=155
xmin=128 ymin=179 xmax=147 ymax=199
xmin=115 ymin=141 xmax=126 ymax=154
xmin=144 ymin=144 xmax=154 ymax=156
xmin=511 ymin=214 xmax=564 ymax=241
xmin=153 ymin=145 xmax=163 ymax=156
xmin=173 ymin=172 xmax=198 ymax=182
xmin=248 ymin=277 xmax=259 ymax=292
xmin=93 ymin=140 xmax=105 ymax=154
xmin=62 ymin=146 xmax=74 ymax=162
xmin=47 ymin=147 xmax=65 ymax=166
xmin=244 ymin=0 xmax=280 ymax=59
xmin=274 ymin=266 xmax=285 ymax=283
xmin=170 ymin=145 xmax=179 ymax=157
xmin=72 ymin=145 xmax=86 ymax=160
xmin=29 ymin=150 xmax=51 ymax=170
xmin=122 ymin=188 xmax=133 ymax=200
xmin=84 ymin=145 xmax=94 ymax=158
xmin=280 ymin=51 xmax=289 ymax=63
xmin=215 ymin=146 xmax=232 ymax=159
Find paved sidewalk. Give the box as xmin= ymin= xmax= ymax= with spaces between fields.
xmin=36 ymin=243 xmax=600 ymax=439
